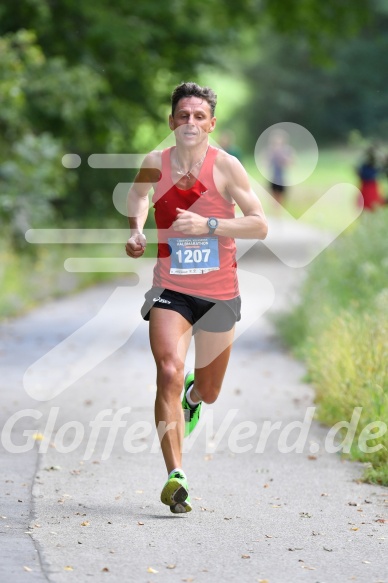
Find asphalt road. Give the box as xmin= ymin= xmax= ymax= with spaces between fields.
xmin=1 ymin=220 xmax=387 ymax=583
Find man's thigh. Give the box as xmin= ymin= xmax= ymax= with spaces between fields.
xmin=193 ymin=327 xmax=235 ymax=388
xmin=149 ymin=307 xmax=192 ymax=366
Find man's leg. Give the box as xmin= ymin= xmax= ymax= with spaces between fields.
xmin=149 ymin=308 xmax=192 ymax=473
xmin=191 ymin=327 xmax=235 ymax=404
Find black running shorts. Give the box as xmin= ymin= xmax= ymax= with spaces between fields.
xmin=141 ymin=287 xmax=241 ymax=333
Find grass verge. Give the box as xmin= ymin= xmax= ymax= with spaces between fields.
xmin=275 ymin=207 xmax=388 ymax=485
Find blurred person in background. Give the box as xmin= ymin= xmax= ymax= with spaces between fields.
xmin=267 ymin=128 xmax=294 ymax=207
xmin=356 ymin=145 xmax=385 ymax=211
xmin=219 ymin=129 xmax=242 ymax=161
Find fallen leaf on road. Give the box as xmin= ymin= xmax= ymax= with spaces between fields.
xmin=323 ymin=547 xmax=333 ymax=552
xmin=375 ymin=518 xmax=388 ymax=523
xmin=101 ymin=567 xmax=109 ymax=572
xmin=241 ymin=554 xmax=250 ymax=559
xmin=166 ymin=564 xmax=176 ymax=569
xmin=147 ymin=567 xmax=158 ymax=573
xmin=299 ymin=512 xmax=312 ymax=518
xmin=350 ymin=527 xmax=359 ymax=531
xmin=135 ymin=490 xmax=143 ymax=494
xmin=224 ymin=517 xmax=232 ymax=520
xmin=321 ymin=493 xmax=329 ymax=497
xmin=23 ymin=566 xmax=32 ymax=572
xmin=138 ymin=522 xmax=144 ymax=525
xmin=80 ymin=521 xmax=90 ymax=526
xmin=258 ymin=580 xmax=269 ymax=583
xmin=45 ymin=466 xmax=61 ymax=471
xmin=348 ymin=502 xmax=358 ymax=506
xmin=204 ymin=455 xmax=213 ymax=461
xmin=301 ymin=565 xmax=316 ymax=570
xmin=64 ymin=566 xmax=73 ymax=571
xmin=32 ymin=433 xmax=44 ymax=441
xmin=362 ymin=560 xmax=371 ymax=564
xmin=308 ymin=455 xmax=317 ymax=460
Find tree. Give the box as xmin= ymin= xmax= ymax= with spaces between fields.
xmin=0 ymin=0 xmax=371 ymax=223
xmin=241 ymin=1 xmax=388 ymax=145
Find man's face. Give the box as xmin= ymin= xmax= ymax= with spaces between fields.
xmin=169 ymin=96 xmax=216 ymax=145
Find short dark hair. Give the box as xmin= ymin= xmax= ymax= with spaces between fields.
xmin=171 ymin=82 xmax=217 ymax=117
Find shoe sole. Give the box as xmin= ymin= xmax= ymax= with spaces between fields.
xmin=160 ymin=478 xmax=189 ymax=506
xmin=170 ymin=499 xmax=192 ymax=514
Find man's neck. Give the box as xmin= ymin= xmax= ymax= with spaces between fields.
xmin=173 ymin=142 xmax=210 ymax=173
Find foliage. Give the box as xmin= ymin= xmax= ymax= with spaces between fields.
xmin=0 ymin=237 xmax=130 ymax=319
xmin=276 ymin=208 xmax=388 ymax=484
xmin=0 ymin=0 xmax=371 ymax=223
xmin=0 ymin=132 xmax=70 ymax=249
xmin=242 ymin=0 xmax=388 ymax=145
xmin=0 ymin=31 xmax=66 ymax=247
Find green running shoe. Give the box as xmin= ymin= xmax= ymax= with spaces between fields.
xmin=170 ymin=495 xmax=192 ymax=514
xmin=160 ymin=471 xmax=192 ymax=513
xmin=182 ymin=370 xmax=201 ymax=437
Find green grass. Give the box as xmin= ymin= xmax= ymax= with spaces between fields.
xmin=275 ymin=208 xmax=388 ymax=485
xmin=0 ymin=240 xmax=132 ymax=319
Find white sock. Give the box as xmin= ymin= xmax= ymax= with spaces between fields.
xmin=168 ymin=468 xmax=185 ymax=478
xmin=186 ymin=385 xmax=201 ymax=408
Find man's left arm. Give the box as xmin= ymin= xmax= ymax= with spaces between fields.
xmin=213 ymin=155 xmax=268 ymax=240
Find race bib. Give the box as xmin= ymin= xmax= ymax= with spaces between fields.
xmin=168 ymin=237 xmax=220 ymax=275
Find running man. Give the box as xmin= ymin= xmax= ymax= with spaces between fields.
xmin=125 ymin=82 xmax=268 ymax=514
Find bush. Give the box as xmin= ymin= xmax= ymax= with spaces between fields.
xmin=276 ymin=207 xmax=388 ymax=484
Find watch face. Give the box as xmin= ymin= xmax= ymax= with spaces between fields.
xmin=209 ymin=218 xmax=217 ymax=228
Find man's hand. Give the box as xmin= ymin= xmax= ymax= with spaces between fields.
xmin=125 ymin=233 xmax=147 ymax=258
xmin=172 ymin=208 xmax=208 ymax=235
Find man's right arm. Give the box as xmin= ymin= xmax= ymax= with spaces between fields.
xmin=125 ymin=151 xmax=161 ymax=258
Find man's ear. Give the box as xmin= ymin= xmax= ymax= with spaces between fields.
xmin=208 ymin=117 xmax=217 ymax=133
xmin=168 ymin=115 xmax=174 ymax=130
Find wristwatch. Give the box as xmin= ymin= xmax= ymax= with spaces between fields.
xmin=207 ymin=217 xmax=218 ymax=235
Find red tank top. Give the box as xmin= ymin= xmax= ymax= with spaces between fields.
xmin=151 ymin=145 xmax=239 ymax=300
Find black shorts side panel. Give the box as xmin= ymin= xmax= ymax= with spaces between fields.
xmin=195 ymin=295 xmax=241 ymax=333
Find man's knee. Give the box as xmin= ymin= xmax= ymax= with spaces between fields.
xmin=156 ymin=358 xmax=184 ymax=391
